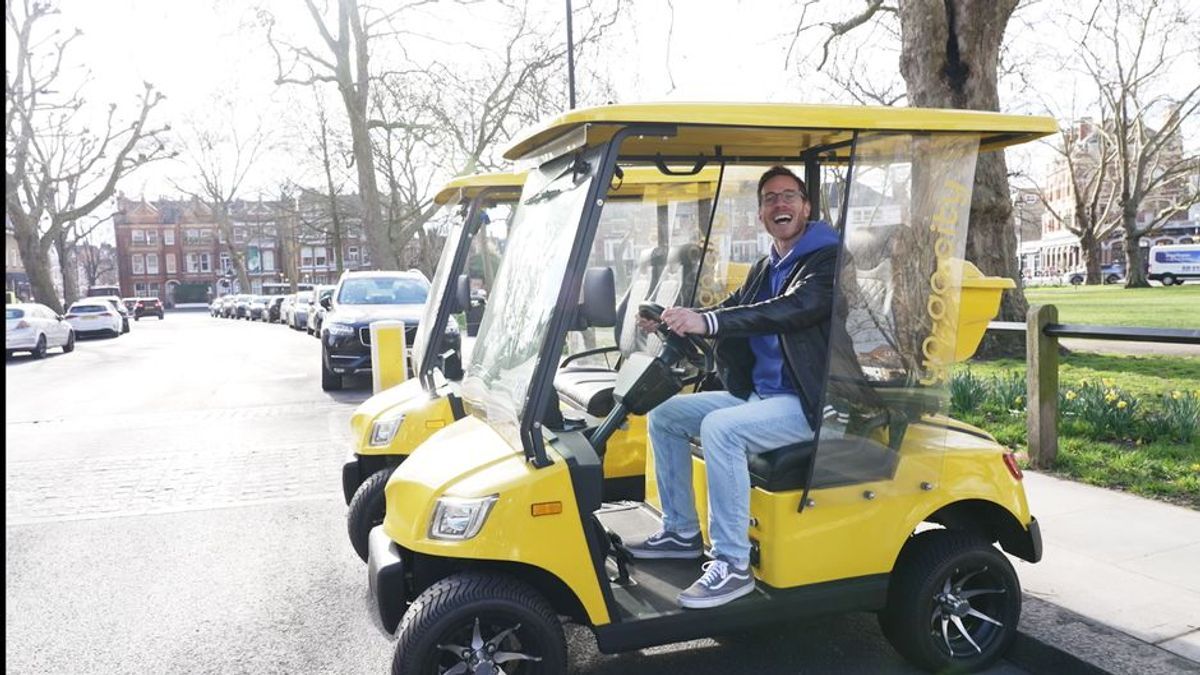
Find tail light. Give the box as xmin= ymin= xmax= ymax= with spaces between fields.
xmin=1002 ymin=452 xmax=1024 ymax=481
xmin=15 ymin=320 xmax=30 ymax=329
xmin=64 ymin=315 xmax=77 ymax=320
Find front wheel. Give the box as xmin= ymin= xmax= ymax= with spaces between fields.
xmin=321 ymin=349 xmax=343 ymax=391
xmin=392 ymin=573 xmax=567 ymax=675
xmin=1162 ymin=274 xmax=1178 ymax=286
xmin=347 ymin=467 xmax=392 ymax=562
xmin=62 ymin=331 xmax=75 ymax=353
xmin=880 ymin=529 xmax=1021 ymax=673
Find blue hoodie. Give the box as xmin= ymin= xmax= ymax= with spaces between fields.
xmin=749 ymin=220 xmax=839 ymax=396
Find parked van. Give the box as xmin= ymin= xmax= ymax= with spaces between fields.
xmin=1148 ymin=243 xmax=1200 ymax=286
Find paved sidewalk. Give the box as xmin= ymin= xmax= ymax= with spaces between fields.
xmin=1015 ymin=471 xmax=1200 ymax=665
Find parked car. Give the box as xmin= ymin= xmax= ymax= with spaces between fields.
xmin=6 ymin=303 xmax=75 ymax=358
xmin=265 ymin=295 xmax=287 ymax=323
xmin=134 ymin=297 xmax=165 ymax=320
xmin=121 ymin=297 xmax=138 ymax=315
xmin=306 ymin=285 xmax=336 ymax=336
xmin=221 ymin=295 xmax=239 ymax=318
xmin=319 ymin=270 xmax=433 ymax=391
xmin=289 ymin=291 xmax=310 ymax=330
xmin=210 ymin=299 xmax=223 ymax=317
xmin=280 ymin=296 xmax=295 ymax=326
xmin=64 ymin=300 xmax=124 ymax=338
xmin=1062 ymin=263 xmax=1124 ymax=285
xmin=91 ymin=295 xmax=131 ymax=333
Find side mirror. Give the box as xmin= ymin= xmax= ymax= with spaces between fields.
xmin=579 ymin=267 xmax=616 ymax=329
xmin=453 ymin=274 xmax=471 ymax=314
xmin=320 ymin=296 xmax=332 ymax=310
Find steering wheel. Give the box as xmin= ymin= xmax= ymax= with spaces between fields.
xmin=637 ymin=302 xmax=716 ymax=372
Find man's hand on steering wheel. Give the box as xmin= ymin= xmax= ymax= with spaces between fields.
xmin=660 ymin=307 xmax=707 ymax=336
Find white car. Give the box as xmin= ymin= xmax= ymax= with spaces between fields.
xmin=6 ymin=303 xmax=75 ymax=358
xmin=65 ymin=301 xmax=124 ymax=338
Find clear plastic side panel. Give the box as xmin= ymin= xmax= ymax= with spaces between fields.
xmin=460 ymin=199 xmax=517 ymax=359
xmin=412 ymin=200 xmax=465 ymax=375
xmin=701 ymin=167 xmax=767 ymax=305
xmin=563 ymin=178 xmax=719 ymax=367
xmin=814 ymin=133 xmax=980 ymax=494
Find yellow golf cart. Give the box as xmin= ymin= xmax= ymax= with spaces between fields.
xmin=343 ymin=168 xmax=725 ymax=561
xmin=366 ymin=103 xmax=1054 ymax=673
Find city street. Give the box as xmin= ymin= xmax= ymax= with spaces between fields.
xmin=5 ymin=311 xmax=1028 ymax=674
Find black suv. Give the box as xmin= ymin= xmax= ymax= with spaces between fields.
xmin=134 ymin=297 xmax=164 ymax=320
xmin=319 ymin=271 xmax=445 ymax=391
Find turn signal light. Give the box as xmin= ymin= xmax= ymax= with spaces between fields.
xmin=530 ymin=501 xmax=562 ymax=517
xmin=1003 ymin=453 xmax=1024 ymax=481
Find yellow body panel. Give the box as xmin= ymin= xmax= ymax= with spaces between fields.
xmin=659 ymin=419 xmax=1030 ymax=589
xmin=369 ymin=322 xmax=409 ymax=393
xmin=599 ymin=413 xmax=647 ymax=479
xmin=505 ymin=103 xmax=1057 ymax=162
xmin=954 ymin=262 xmax=1017 ymax=362
xmin=383 ymin=415 xmax=610 ymax=624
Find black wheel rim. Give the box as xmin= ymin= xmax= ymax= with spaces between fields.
xmin=928 ymin=563 xmax=1010 ymax=659
xmin=430 ymin=615 xmax=544 ymax=675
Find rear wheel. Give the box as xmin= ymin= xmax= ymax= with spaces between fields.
xmin=321 ymin=349 xmax=343 ymax=391
xmin=32 ymin=335 xmax=47 ymax=359
xmin=1162 ymin=274 xmax=1178 ymax=286
xmin=62 ymin=331 xmax=75 ymax=353
xmin=880 ymin=529 xmax=1021 ymax=673
xmin=121 ymin=318 xmax=130 ymax=334
xmin=347 ymin=468 xmax=393 ymax=562
xmin=391 ymin=573 xmax=566 ymax=675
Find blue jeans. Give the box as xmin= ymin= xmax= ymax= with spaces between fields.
xmin=648 ymin=390 xmax=813 ymax=567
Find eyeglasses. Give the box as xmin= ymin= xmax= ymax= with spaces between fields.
xmin=761 ymin=189 xmax=806 ymax=206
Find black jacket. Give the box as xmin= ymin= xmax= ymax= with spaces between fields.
xmin=703 ymin=245 xmax=839 ymax=430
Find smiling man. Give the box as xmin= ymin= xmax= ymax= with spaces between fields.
xmin=627 ymin=166 xmax=841 ymax=610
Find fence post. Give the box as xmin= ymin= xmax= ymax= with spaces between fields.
xmin=1026 ymin=304 xmax=1058 ymax=468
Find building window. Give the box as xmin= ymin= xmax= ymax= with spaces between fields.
xmin=220 ymin=253 xmax=232 ymax=273
xmin=234 ymin=229 xmax=246 ymax=243
xmin=163 ymin=229 xmax=174 ymax=245
xmin=262 ymin=250 xmax=275 ymax=272
xmin=218 ymin=229 xmax=227 ymax=244
xmin=146 ymin=229 xmax=158 ymax=245
xmin=132 ymin=229 xmax=145 ymax=245
xmin=165 ymin=253 xmax=177 ymax=274
xmin=315 ymin=247 xmax=328 ymax=267
xmin=132 ymin=254 xmax=145 ymax=275
xmin=347 ymin=246 xmax=360 ymax=263
xmin=186 ymin=229 xmax=201 ymax=245
xmin=134 ymin=282 xmax=148 ymax=295
xmin=199 ymin=253 xmax=211 ymax=272
xmin=301 ymin=246 xmax=314 ymax=268
xmin=200 ymin=230 xmax=214 ymax=243
xmin=186 ymin=253 xmax=211 ymax=273
xmin=146 ymin=253 xmax=159 ymax=274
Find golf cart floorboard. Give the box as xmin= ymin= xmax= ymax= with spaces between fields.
xmin=592 ymin=501 xmax=889 ymax=653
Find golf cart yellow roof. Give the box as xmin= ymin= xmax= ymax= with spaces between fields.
xmin=434 ymin=166 xmax=719 ymax=205
xmin=504 ymin=102 xmax=1058 ymax=162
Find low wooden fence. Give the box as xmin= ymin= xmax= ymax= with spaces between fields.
xmin=988 ymin=308 xmax=1200 ymax=469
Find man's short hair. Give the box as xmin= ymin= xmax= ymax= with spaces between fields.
xmin=757 ymin=166 xmax=809 ymax=206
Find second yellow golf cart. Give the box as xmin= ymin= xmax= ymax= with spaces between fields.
xmin=365 ymin=103 xmax=1054 ymax=673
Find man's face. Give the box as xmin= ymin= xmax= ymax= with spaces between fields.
xmin=759 ymin=174 xmax=811 ymax=243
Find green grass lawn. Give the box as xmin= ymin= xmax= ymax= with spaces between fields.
xmin=1023 ymin=285 xmax=1200 ymax=329
xmin=959 ymin=353 xmax=1200 ymax=508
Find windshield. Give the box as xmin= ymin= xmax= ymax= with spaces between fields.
xmin=462 ymin=151 xmax=600 ymax=446
xmin=337 ymin=276 xmax=429 ymax=305
xmin=412 ymin=199 xmax=466 ymax=379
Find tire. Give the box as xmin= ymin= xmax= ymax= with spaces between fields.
xmin=391 ymin=573 xmax=567 ymax=675
xmin=1069 ymin=275 xmax=1083 ymax=286
xmin=32 ymin=335 xmax=47 ymax=359
xmin=1162 ymin=274 xmax=1177 ymax=286
xmin=347 ymin=468 xmax=393 ymax=562
xmin=1105 ymin=274 xmax=1119 ymax=285
xmin=62 ymin=331 xmax=75 ymax=354
xmin=122 ymin=318 xmax=130 ymax=334
xmin=880 ymin=530 xmax=1021 ymax=673
xmin=321 ymin=349 xmax=343 ymax=391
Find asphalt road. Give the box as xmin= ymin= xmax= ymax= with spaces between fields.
xmin=5 ymin=311 xmax=1030 ymax=674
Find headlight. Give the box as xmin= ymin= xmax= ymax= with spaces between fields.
xmin=369 ymin=413 xmax=405 ymax=447
xmin=326 ymin=322 xmax=355 ymax=336
xmin=429 ymin=495 xmax=498 ymax=540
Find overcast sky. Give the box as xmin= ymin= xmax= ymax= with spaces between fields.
xmin=20 ymin=0 xmax=1200 ymax=233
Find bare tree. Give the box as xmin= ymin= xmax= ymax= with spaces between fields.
xmin=77 ymin=237 xmax=117 ymax=292
xmin=789 ymin=0 xmax=1027 ymax=356
xmin=173 ymin=119 xmax=270 ymax=294
xmin=1026 ymin=116 xmax=1121 ymax=284
xmin=6 ymin=1 xmax=170 ymax=312
xmin=1076 ymin=0 xmax=1199 ymax=287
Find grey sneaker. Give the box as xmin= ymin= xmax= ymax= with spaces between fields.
xmin=625 ymin=530 xmax=704 ymax=560
xmin=677 ymin=559 xmax=755 ymax=609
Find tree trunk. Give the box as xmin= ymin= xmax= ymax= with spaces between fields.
xmin=898 ymin=0 xmax=1024 ymax=358
xmin=1123 ymin=227 xmax=1150 ymax=288
xmin=53 ymin=230 xmax=80 ymax=306
xmin=17 ymin=231 xmax=62 ymax=313
xmin=1080 ymin=231 xmax=1101 ymax=285
xmin=215 ymin=205 xmax=252 ymax=292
